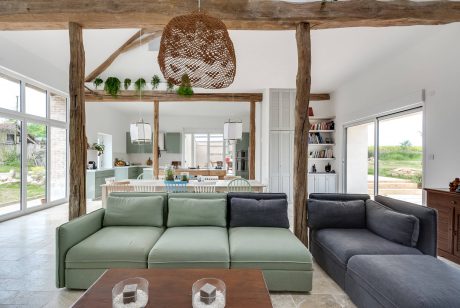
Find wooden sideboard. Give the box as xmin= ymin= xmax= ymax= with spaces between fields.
xmin=425 ymin=188 xmax=460 ymax=264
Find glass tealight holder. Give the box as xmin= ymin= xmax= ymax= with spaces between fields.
xmin=192 ymin=278 xmax=226 ymax=308
xmin=112 ymin=277 xmax=149 ymax=308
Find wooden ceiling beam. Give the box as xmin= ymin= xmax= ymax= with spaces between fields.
xmin=84 ymin=90 xmax=330 ymax=102
xmin=1 ymin=1 xmax=460 ymax=30
xmin=85 ymin=30 xmax=162 ymax=82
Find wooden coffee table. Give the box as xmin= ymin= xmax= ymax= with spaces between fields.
xmin=72 ymin=268 xmax=272 ymax=307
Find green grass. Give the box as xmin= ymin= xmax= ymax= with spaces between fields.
xmin=0 ymin=182 xmax=45 ymax=205
xmin=367 ymin=146 xmax=423 ymax=185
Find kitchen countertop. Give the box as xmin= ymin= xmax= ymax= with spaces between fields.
xmin=87 ymin=165 xmax=151 ymax=172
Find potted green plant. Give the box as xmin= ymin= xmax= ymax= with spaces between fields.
xmin=177 ymin=74 xmax=194 ymax=96
xmin=134 ymin=78 xmax=146 ymax=93
xmin=93 ymin=77 xmax=103 ymax=90
xmin=181 ymin=174 xmax=189 ymax=183
xmin=92 ymin=143 xmax=105 ymax=156
xmin=151 ymin=75 xmax=161 ymax=90
xmin=165 ymin=166 xmax=175 ymax=182
xmin=124 ymin=78 xmax=131 ymax=90
xmin=104 ymin=77 xmax=121 ymax=97
xmin=166 ymin=78 xmax=175 ymax=92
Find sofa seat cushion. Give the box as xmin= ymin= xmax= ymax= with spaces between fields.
xmin=148 ymin=227 xmax=230 ymax=268
xmin=346 ymin=255 xmax=460 ymax=308
xmin=66 ymin=226 xmax=163 ymax=269
xmin=313 ymin=229 xmax=422 ymax=268
xmin=229 ymin=227 xmax=312 ymax=271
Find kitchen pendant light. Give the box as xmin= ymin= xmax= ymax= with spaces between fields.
xmin=224 ymin=120 xmax=242 ymax=141
xmin=130 ymin=119 xmax=152 ymax=144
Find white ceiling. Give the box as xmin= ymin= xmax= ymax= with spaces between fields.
xmin=0 ymin=25 xmax=445 ymax=93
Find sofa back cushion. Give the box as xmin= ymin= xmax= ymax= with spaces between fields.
xmin=308 ymin=199 xmax=366 ymax=230
xmin=229 ymin=197 xmax=289 ymax=228
xmin=366 ymin=200 xmax=420 ymax=247
xmin=375 ymin=195 xmax=437 ymax=256
xmin=167 ymin=197 xmax=227 ymax=227
xmin=103 ymin=195 xmax=164 ymax=227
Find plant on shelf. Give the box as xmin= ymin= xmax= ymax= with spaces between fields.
xmin=181 ymin=174 xmax=189 ymax=183
xmin=177 ymin=74 xmax=194 ymax=96
xmin=166 ymin=78 xmax=175 ymax=92
xmin=91 ymin=143 xmax=105 ymax=156
xmin=134 ymin=78 xmax=146 ymax=93
xmin=165 ymin=166 xmax=175 ymax=181
xmin=123 ymin=78 xmax=131 ymax=90
xmin=93 ymin=77 xmax=103 ymax=90
xmin=104 ymin=77 xmax=121 ymax=97
xmin=151 ymin=75 xmax=161 ymax=90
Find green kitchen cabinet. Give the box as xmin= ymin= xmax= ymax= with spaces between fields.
xmin=86 ymin=169 xmax=115 ymax=200
xmin=165 ymin=132 xmax=181 ymax=153
xmin=236 ymin=132 xmax=250 ymax=152
xmin=114 ymin=167 xmax=141 ymax=180
xmin=126 ymin=132 xmax=153 ymax=154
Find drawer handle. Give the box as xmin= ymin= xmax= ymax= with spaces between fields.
xmin=451 ymin=200 xmax=457 ymax=205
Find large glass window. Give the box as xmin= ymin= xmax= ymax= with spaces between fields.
xmin=50 ymin=127 xmax=67 ymax=201
xmin=0 ymin=118 xmax=21 ymax=216
xmin=346 ymin=108 xmax=423 ymax=205
xmin=184 ymin=133 xmax=225 ymax=169
xmin=0 ymin=75 xmax=20 ymax=112
xmin=25 ymin=85 xmax=47 ymax=118
xmin=26 ymin=122 xmax=47 ymax=208
xmin=0 ymin=69 xmax=68 ymax=219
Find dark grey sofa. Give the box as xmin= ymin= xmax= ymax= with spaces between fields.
xmin=308 ymin=194 xmax=460 ymax=308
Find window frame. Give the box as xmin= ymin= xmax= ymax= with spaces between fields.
xmin=182 ymin=131 xmax=226 ymax=169
xmin=0 ymin=66 xmax=69 ymax=222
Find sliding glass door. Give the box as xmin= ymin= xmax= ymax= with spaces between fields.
xmin=0 ymin=71 xmax=68 ymax=219
xmin=346 ymin=108 xmax=423 ymax=204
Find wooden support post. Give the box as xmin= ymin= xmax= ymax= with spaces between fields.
xmin=293 ymin=22 xmax=311 ymax=246
xmin=68 ymin=22 xmax=87 ymax=220
xmin=249 ymin=100 xmax=256 ymax=180
xmin=153 ymin=100 xmax=160 ymax=179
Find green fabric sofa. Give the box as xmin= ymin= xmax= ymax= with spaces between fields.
xmin=56 ymin=192 xmax=313 ymax=292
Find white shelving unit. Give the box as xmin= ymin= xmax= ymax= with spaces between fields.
xmin=268 ymin=89 xmax=337 ymax=200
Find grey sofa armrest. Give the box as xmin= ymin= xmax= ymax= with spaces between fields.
xmin=375 ymin=196 xmax=437 ymax=256
xmin=55 ymin=209 xmax=105 ymax=288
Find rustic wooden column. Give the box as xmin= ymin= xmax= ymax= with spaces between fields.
xmin=68 ymin=22 xmax=87 ymax=220
xmin=293 ymin=22 xmax=311 ymax=246
xmin=153 ymin=100 xmax=160 ymax=179
xmin=249 ymin=100 xmax=256 ymax=180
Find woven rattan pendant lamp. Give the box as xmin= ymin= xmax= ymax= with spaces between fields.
xmin=158 ymin=1 xmax=236 ymax=89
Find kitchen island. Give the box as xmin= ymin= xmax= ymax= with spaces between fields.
xmin=101 ymin=179 xmax=266 ymax=207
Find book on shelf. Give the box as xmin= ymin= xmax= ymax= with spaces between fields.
xmin=310 ymin=120 xmax=335 ymax=131
xmin=309 ymin=148 xmax=334 ymax=159
xmin=308 ymin=132 xmax=334 ymax=145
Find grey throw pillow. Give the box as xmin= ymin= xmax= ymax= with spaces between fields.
xmin=308 ymin=199 xmax=366 ymax=230
xmin=229 ymin=198 xmax=289 ymax=228
xmin=103 ymin=195 xmax=164 ymax=227
xmin=366 ymin=200 xmax=420 ymax=247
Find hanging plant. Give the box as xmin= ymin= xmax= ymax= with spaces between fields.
xmin=104 ymin=77 xmax=121 ymax=97
xmin=134 ymin=78 xmax=146 ymax=93
xmin=151 ymin=75 xmax=161 ymax=90
xmin=177 ymin=74 xmax=194 ymax=96
xmin=123 ymin=78 xmax=131 ymax=90
xmin=91 ymin=143 xmax=105 ymax=156
xmin=93 ymin=77 xmax=103 ymax=90
xmin=166 ymin=78 xmax=175 ymax=92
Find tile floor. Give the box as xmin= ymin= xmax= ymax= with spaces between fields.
xmin=0 ymin=201 xmax=354 ymax=307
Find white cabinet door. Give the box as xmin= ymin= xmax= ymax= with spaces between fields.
xmin=280 ymin=175 xmax=291 ymax=202
xmin=269 ymin=132 xmax=280 ymax=176
xmin=279 ymin=90 xmax=291 ymax=130
xmin=308 ymin=174 xmax=315 ymax=196
xmin=279 ymin=131 xmax=291 ymax=175
xmin=269 ymin=91 xmax=280 ymax=130
xmin=315 ymin=174 xmax=327 ymax=193
xmin=289 ymin=90 xmax=296 ymax=131
xmin=325 ymin=174 xmax=337 ymax=193
xmin=270 ymin=176 xmax=280 ymax=193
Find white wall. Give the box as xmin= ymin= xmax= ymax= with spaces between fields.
xmin=333 ymin=23 xmax=460 ymax=192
